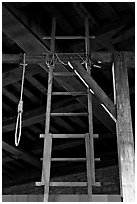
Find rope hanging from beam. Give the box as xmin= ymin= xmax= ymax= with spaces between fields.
xmin=15 ymin=53 xmax=27 ymax=146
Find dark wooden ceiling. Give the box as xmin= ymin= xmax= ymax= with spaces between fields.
xmin=2 ymin=2 xmax=135 ymax=187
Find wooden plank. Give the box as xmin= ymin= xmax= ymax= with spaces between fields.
xmin=2 ymin=141 xmax=40 ymax=168
xmin=49 ymin=194 xmax=121 ymax=202
xmin=114 ymin=52 xmax=135 ymax=202
xmin=42 ymin=17 xmax=56 ymax=202
xmin=3 ymin=52 xmax=135 ymax=68
xmin=43 ymin=36 xmax=95 ymax=40
xmin=52 ymin=92 xmax=87 ymax=95
xmin=95 ymin=158 xmax=100 ymax=162
xmin=94 ymin=182 xmax=101 ymax=187
xmin=50 ymin=182 xmax=87 ymax=187
xmin=2 ymin=194 xmax=122 ymax=202
xmin=70 ymin=60 xmax=116 ymax=119
xmin=41 ymin=64 xmax=53 ymax=192
xmin=2 ymin=52 xmax=134 ymax=67
xmin=51 ymin=158 xmax=86 ymax=161
xmin=85 ymin=18 xmax=95 ymax=191
xmin=40 ymin=133 xmax=85 ymax=138
xmin=51 ymin=112 xmax=88 ymax=117
xmin=42 ymin=134 xmax=52 ymax=202
xmin=40 ymin=133 xmax=98 ymax=139
xmin=85 ymin=134 xmax=93 ymax=201
xmin=50 ymin=17 xmax=56 ymax=54
xmin=53 ymin=72 xmax=76 ymax=76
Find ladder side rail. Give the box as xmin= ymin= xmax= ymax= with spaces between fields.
xmin=42 ymin=17 xmax=56 ymax=202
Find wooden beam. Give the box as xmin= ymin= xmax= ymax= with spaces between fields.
xmin=2 ymin=65 xmax=45 ymax=87
xmin=2 ymin=5 xmax=48 ymax=54
xmin=113 ymin=26 xmax=135 ymax=44
xmin=2 ymin=51 xmax=135 ymax=68
xmin=97 ymin=2 xmax=118 ymax=20
xmin=2 ymin=5 xmax=50 ymax=75
xmin=2 ymin=98 xmax=86 ymax=133
xmin=3 ymin=88 xmax=18 ymax=104
xmin=2 ymin=141 xmax=41 ymax=168
xmin=52 ymin=117 xmax=75 ymax=132
xmin=2 ymin=52 xmax=135 ymax=68
xmin=73 ymin=3 xmax=99 ymax=28
xmin=70 ymin=60 xmax=116 ymax=119
xmin=53 ymin=140 xmax=84 ymax=151
xmin=2 ymin=101 xmax=14 ymax=113
xmin=3 ymin=107 xmax=44 ymax=133
xmin=12 ymin=82 xmax=39 ymax=104
xmin=41 ymin=2 xmax=74 ymax=34
xmin=2 ymin=156 xmax=13 ymax=164
xmin=2 ymin=5 xmax=117 ymax=132
xmin=114 ymin=52 xmax=135 ymax=202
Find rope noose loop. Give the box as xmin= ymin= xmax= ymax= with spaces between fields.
xmin=15 ymin=53 xmax=27 ymax=146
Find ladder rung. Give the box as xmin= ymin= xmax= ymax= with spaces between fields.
xmin=52 ymin=92 xmax=87 ymax=96
xmin=50 ymin=113 xmax=88 ymax=116
xmin=40 ymin=133 xmax=98 ymax=139
xmin=53 ymin=72 xmax=76 ymax=77
xmin=51 ymin=158 xmax=86 ymax=161
xmin=43 ymin=36 xmax=95 ymax=40
xmin=51 ymin=134 xmax=86 ymax=138
xmin=41 ymin=158 xmax=99 ymax=162
xmin=93 ymin=134 xmax=99 ymax=139
xmin=35 ymin=181 xmax=45 ymax=186
xmin=50 ymin=182 xmax=87 ymax=187
xmin=93 ymin=182 xmax=101 ymax=187
xmin=95 ymin=158 xmax=100 ymax=162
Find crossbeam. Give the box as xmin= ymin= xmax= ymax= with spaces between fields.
xmin=2 ymin=52 xmax=135 ymax=67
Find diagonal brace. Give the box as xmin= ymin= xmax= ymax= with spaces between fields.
xmin=70 ymin=60 xmax=116 ymax=120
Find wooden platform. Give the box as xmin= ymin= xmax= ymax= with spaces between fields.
xmin=3 ymin=194 xmax=121 ymax=202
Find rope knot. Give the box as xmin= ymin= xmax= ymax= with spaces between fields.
xmin=18 ymin=100 xmax=23 ymax=113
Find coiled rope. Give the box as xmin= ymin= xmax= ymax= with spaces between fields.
xmin=15 ymin=53 xmax=27 ymax=146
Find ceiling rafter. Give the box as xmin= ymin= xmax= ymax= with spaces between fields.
xmin=2 ymin=141 xmax=41 ymax=168
xmin=41 ymin=2 xmax=75 ymax=34
xmin=2 ymin=65 xmax=45 ymax=86
xmin=2 ymin=97 xmax=86 ymax=133
xmin=97 ymin=2 xmax=119 ymax=20
xmin=2 ymin=5 xmax=118 ymax=133
xmin=73 ymin=3 xmax=99 ymax=29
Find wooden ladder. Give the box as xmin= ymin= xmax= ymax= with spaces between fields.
xmin=36 ymin=17 xmax=101 ymax=202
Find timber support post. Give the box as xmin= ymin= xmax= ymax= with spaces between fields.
xmin=114 ymin=52 xmax=135 ymax=202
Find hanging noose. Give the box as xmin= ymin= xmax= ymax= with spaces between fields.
xmin=15 ymin=53 xmax=27 ymax=146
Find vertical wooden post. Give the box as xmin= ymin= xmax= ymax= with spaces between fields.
xmin=42 ymin=17 xmax=56 ymax=202
xmin=114 ymin=52 xmax=135 ymax=202
xmin=85 ymin=17 xmax=94 ymax=201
